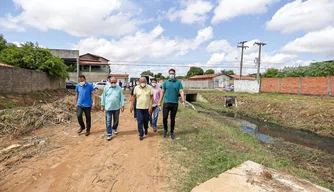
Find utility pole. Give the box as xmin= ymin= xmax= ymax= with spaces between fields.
xmin=254 ymin=42 xmax=266 ymax=80
xmin=237 ymin=41 xmax=249 ymax=80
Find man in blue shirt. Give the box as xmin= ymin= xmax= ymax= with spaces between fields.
xmin=75 ymin=75 xmax=95 ymax=136
xmin=101 ymin=77 xmax=125 ymax=141
xmin=158 ymin=69 xmax=186 ymax=139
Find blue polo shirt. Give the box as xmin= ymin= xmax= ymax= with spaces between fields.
xmin=162 ymin=79 xmax=183 ymax=103
xmin=76 ymin=82 xmax=94 ymax=107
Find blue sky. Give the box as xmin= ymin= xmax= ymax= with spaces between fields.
xmin=0 ymin=0 xmax=333 ymax=76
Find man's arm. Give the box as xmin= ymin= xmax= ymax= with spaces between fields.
xmin=130 ymin=94 xmax=136 ymax=113
xmin=179 ymin=89 xmax=185 ymax=103
xmin=101 ymin=89 xmax=106 ymax=111
xmin=120 ymin=90 xmax=125 ymax=112
xmin=149 ymin=94 xmax=153 ymax=113
xmin=158 ymin=89 xmax=165 ymax=107
xmin=91 ymin=91 xmax=96 ymax=108
xmin=75 ymin=93 xmax=78 ymax=105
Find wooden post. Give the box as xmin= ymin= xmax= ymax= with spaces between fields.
xmin=328 ymin=75 xmax=332 ymax=96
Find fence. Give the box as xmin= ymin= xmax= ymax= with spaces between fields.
xmin=234 ymin=80 xmax=260 ymax=93
xmin=0 ymin=66 xmax=65 ymax=94
xmin=261 ymin=76 xmax=333 ymax=96
xmin=182 ymin=80 xmax=214 ymax=89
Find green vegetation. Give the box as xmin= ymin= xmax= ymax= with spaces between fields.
xmin=220 ymin=69 xmax=235 ymax=75
xmin=163 ymin=107 xmax=334 ymax=191
xmin=262 ymin=61 xmax=334 ymax=78
xmin=187 ymin=66 xmax=204 ymax=77
xmin=0 ymin=36 xmax=69 ymax=79
xmin=204 ymin=69 xmax=215 ymax=74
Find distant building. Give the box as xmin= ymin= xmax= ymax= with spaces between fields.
xmin=78 ymin=53 xmax=110 ymax=83
xmin=187 ymin=74 xmax=231 ymax=88
xmin=49 ymin=49 xmax=80 ymax=82
xmin=110 ymin=74 xmax=129 ymax=84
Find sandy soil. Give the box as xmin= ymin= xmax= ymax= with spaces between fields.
xmin=0 ymin=101 xmax=170 ymax=192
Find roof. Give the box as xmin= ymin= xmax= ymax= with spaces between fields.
xmin=79 ymin=53 xmax=109 ymax=62
xmin=0 ymin=63 xmax=14 ymax=68
xmin=229 ymin=74 xmax=256 ymax=80
xmin=110 ymin=74 xmax=129 ymax=78
xmin=189 ymin=73 xmax=224 ymax=80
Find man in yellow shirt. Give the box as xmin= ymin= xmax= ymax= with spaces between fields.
xmin=130 ymin=77 xmax=153 ymax=140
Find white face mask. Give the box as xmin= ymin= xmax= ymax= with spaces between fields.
xmin=111 ymin=83 xmax=116 ymax=87
xmin=151 ymin=82 xmax=157 ymax=87
xmin=140 ymin=83 xmax=146 ymax=87
xmin=80 ymin=81 xmax=86 ymax=86
xmin=136 ymin=82 xmax=139 ymax=85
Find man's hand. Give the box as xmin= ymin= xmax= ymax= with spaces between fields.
xmin=182 ymin=102 xmax=186 ymax=108
xmin=121 ymin=106 xmax=125 ymax=113
xmin=149 ymin=107 xmax=153 ymax=114
xmin=92 ymin=102 xmax=96 ymax=109
xmin=157 ymin=102 xmax=161 ymax=107
xmin=101 ymin=106 xmax=104 ymax=112
xmin=130 ymin=106 xmax=133 ymax=113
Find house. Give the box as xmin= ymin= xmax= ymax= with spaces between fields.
xmin=228 ymin=74 xmax=256 ymax=85
xmin=78 ymin=53 xmax=110 ymax=83
xmin=187 ymin=74 xmax=231 ymax=88
xmin=50 ymin=49 xmax=80 ymax=82
xmin=110 ymin=74 xmax=129 ymax=85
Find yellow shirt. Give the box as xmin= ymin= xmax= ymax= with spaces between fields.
xmin=134 ymin=85 xmax=153 ymax=109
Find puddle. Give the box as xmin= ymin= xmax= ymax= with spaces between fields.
xmin=194 ymin=104 xmax=334 ymax=154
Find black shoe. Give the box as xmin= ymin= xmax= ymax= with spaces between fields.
xmin=163 ymin=131 xmax=168 ymax=138
xmin=139 ymin=136 xmax=144 ymax=140
xmin=77 ymin=128 xmax=85 ymax=134
xmin=145 ymin=129 xmax=148 ymax=135
xmin=171 ymin=133 xmax=175 ymax=140
xmin=153 ymin=128 xmax=157 ymax=132
xmin=85 ymin=131 xmax=90 ymax=136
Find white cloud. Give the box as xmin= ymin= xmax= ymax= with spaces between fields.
xmin=266 ymin=0 xmax=334 ymax=33
xmin=207 ymin=53 xmax=225 ymax=65
xmin=73 ymin=25 xmax=213 ymax=63
xmin=0 ymin=0 xmax=146 ymax=37
xmin=166 ymin=0 xmax=213 ymax=24
xmin=281 ymin=26 xmax=334 ymax=57
xmin=206 ymin=40 xmax=233 ymax=53
xmin=212 ymin=0 xmax=278 ymax=24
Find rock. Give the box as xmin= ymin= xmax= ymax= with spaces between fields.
xmin=39 ymin=140 xmax=46 ymax=145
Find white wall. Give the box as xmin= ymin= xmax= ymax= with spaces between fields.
xmin=182 ymin=80 xmax=214 ymax=89
xmin=214 ymin=75 xmax=230 ymax=88
xmin=234 ymin=80 xmax=260 ymax=93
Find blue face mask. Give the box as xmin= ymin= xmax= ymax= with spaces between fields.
xmin=169 ymin=75 xmax=175 ymax=79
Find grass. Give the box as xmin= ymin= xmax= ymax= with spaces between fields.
xmin=163 ymin=107 xmax=334 ymax=192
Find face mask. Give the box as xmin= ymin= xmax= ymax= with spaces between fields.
xmin=151 ymin=83 xmax=157 ymax=87
xmin=111 ymin=83 xmax=116 ymax=87
xmin=136 ymin=82 xmax=139 ymax=85
xmin=80 ymin=81 xmax=86 ymax=86
xmin=140 ymin=83 xmax=146 ymax=87
xmin=169 ymin=75 xmax=175 ymax=79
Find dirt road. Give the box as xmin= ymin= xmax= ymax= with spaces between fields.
xmin=0 ymin=101 xmax=170 ymax=192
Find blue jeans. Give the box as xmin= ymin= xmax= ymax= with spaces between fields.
xmin=106 ymin=109 xmax=120 ymax=135
xmin=136 ymin=109 xmax=149 ymax=137
xmin=149 ymin=106 xmax=159 ymax=129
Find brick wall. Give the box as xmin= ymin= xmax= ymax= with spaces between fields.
xmin=261 ymin=76 xmax=333 ymax=96
xmin=0 ymin=66 xmax=65 ymax=94
xmin=280 ymin=77 xmax=299 ymax=94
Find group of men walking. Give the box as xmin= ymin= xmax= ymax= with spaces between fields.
xmin=75 ymin=68 xmax=185 ymax=141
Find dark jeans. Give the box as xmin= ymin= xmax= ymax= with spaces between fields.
xmin=77 ymin=106 xmax=91 ymax=132
xmin=136 ymin=109 xmax=149 ymax=137
xmin=133 ymin=100 xmax=137 ymax=118
xmin=106 ymin=109 xmax=120 ymax=135
xmin=163 ymin=103 xmax=178 ymax=133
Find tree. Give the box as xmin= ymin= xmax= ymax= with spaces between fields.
xmin=187 ymin=67 xmax=204 ymax=77
xmin=221 ymin=69 xmax=235 ymax=75
xmin=262 ymin=68 xmax=280 ymax=78
xmin=141 ymin=70 xmax=154 ymax=76
xmin=154 ymin=72 xmax=165 ymax=80
xmin=0 ymin=35 xmax=7 ymax=53
xmin=0 ymin=39 xmax=69 ymax=79
xmin=204 ymin=69 xmax=215 ymax=74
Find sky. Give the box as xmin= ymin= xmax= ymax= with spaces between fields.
xmin=0 ymin=0 xmax=333 ymax=77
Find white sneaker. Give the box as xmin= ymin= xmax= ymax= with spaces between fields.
xmin=113 ymin=130 xmax=118 ymax=135
xmin=107 ymin=135 xmax=112 ymax=141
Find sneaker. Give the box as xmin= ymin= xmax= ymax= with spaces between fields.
xmin=107 ymin=135 xmax=112 ymax=141
xmin=145 ymin=129 xmax=148 ymax=135
xmin=170 ymin=133 xmax=175 ymax=140
xmin=153 ymin=128 xmax=157 ymax=132
xmin=139 ymin=136 xmax=144 ymax=141
xmin=85 ymin=131 xmax=90 ymax=136
xmin=163 ymin=131 xmax=168 ymax=138
xmin=77 ymin=128 xmax=85 ymax=134
xmin=113 ymin=130 xmax=118 ymax=135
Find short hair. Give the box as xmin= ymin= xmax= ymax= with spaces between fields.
xmin=169 ymin=68 xmax=175 ymax=73
xmin=79 ymin=75 xmax=86 ymax=79
xmin=151 ymin=78 xmax=157 ymax=82
xmin=107 ymin=75 xmax=112 ymax=79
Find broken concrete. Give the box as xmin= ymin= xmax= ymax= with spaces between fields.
xmin=191 ymin=160 xmax=332 ymax=192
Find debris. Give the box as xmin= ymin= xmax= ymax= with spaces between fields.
xmin=0 ymin=144 xmax=21 ymax=154
xmin=39 ymin=140 xmax=46 ymax=145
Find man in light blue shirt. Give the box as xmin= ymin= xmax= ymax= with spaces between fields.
xmin=101 ymin=77 xmax=125 ymax=141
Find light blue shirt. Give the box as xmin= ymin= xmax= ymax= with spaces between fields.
xmin=101 ymin=85 xmax=125 ymax=111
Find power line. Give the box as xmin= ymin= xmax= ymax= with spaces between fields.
xmin=108 ymin=63 xmax=270 ymax=69
xmin=237 ymin=41 xmax=249 ymax=79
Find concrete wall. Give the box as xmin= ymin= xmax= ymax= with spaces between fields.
xmin=0 ymin=66 xmax=65 ymax=94
xmin=50 ymin=49 xmax=79 ymax=59
xmin=234 ymin=80 xmax=260 ymax=93
xmin=182 ymin=80 xmax=214 ymax=89
xmin=261 ymin=76 xmax=333 ymax=96
xmin=80 ymin=72 xmax=109 ymax=83
xmin=214 ymin=75 xmax=230 ymax=88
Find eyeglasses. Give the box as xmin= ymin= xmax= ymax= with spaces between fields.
xmin=110 ymin=82 xmax=116 ymax=84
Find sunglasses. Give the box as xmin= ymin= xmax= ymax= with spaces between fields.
xmin=110 ymin=82 xmax=116 ymax=84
